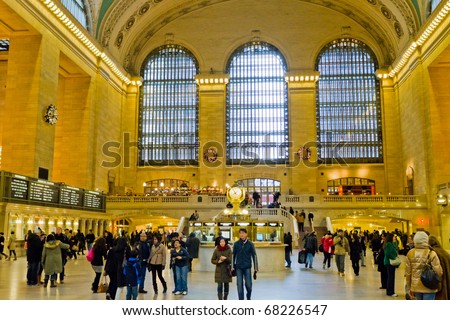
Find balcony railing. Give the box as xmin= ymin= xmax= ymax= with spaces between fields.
xmin=107 ymin=194 xmax=427 ymax=209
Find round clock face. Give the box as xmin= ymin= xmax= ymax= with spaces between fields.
xmin=228 ymin=186 xmax=242 ymax=200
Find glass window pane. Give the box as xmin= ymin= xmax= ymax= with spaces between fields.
xmin=226 ymin=42 xmax=288 ymax=165
xmin=316 ymin=39 xmax=383 ymax=164
xmin=138 ymin=45 xmax=199 ymax=165
xmin=61 ymin=0 xmax=88 ymax=29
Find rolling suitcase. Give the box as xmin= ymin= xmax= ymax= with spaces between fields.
xmin=298 ymin=249 xmax=306 ymax=264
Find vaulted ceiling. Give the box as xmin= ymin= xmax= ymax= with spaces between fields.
xmin=91 ymin=0 xmax=421 ymax=74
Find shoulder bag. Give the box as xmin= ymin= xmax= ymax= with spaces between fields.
xmin=389 ymin=255 xmax=401 ymax=267
xmin=420 ymin=250 xmax=441 ymax=290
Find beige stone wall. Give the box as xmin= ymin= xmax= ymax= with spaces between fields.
xmin=0 ymin=59 xmax=6 ymax=166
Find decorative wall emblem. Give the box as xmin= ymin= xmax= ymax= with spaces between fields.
xmin=296 ymin=146 xmax=311 ymax=160
xmin=203 ymin=147 xmax=218 ymax=163
xmin=44 ymin=104 xmax=58 ymax=125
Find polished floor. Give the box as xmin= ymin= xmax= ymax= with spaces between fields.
xmin=0 ymin=252 xmax=407 ymax=300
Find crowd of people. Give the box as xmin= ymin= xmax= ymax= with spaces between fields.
xmin=295 ymin=228 xmax=450 ymax=300
xmin=3 ymin=224 xmax=448 ymax=300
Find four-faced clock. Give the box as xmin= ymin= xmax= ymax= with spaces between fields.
xmin=228 ymin=186 xmax=243 ymax=200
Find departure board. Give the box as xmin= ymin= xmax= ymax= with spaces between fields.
xmin=84 ymin=191 xmax=103 ymax=209
xmin=1 ymin=171 xmax=106 ymax=212
xmin=60 ymin=186 xmax=83 ymax=207
xmin=29 ymin=180 xmax=59 ymax=203
xmin=10 ymin=177 xmax=29 ymax=199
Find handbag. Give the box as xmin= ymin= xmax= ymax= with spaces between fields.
xmin=86 ymin=248 xmax=94 ymax=262
xmin=389 ymin=255 xmax=401 ymax=267
xmin=420 ymin=250 xmax=441 ymax=290
xmin=97 ymin=276 xmax=109 ymax=293
xmin=226 ymin=264 xmax=233 ymax=278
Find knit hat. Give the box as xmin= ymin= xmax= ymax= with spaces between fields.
xmin=413 ymin=231 xmax=429 ymax=246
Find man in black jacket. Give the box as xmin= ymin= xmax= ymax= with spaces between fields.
xmin=134 ymin=232 xmax=151 ymax=293
xmin=26 ymin=229 xmax=43 ymax=286
xmin=186 ymin=232 xmax=200 ymax=272
xmin=232 ymin=228 xmax=258 ymax=300
xmin=55 ymin=227 xmax=70 ymax=284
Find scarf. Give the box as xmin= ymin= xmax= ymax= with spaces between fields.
xmin=218 ymin=244 xmax=228 ymax=251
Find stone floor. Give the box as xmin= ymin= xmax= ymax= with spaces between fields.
xmin=0 ymin=253 xmax=407 ymax=300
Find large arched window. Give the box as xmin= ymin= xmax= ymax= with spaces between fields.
xmin=316 ymin=38 xmax=382 ymax=164
xmin=226 ymin=42 xmax=288 ymax=165
xmin=139 ymin=45 xmax=199 ymax=166
xmin=61 ymin=0 xmax=89 ymax=29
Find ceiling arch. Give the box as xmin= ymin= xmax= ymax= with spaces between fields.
xmin=96 ymin=0 xmax=420 ymax=75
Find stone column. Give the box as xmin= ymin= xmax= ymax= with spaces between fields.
xmin=92 ymin=220 xmax=99 ymax=237
xmin=377 ymin=71 xmax=403 ymax=194
xmin=286 ymin=72 xmax=319 ymax=194
xmin=1 ymin=34 xmax=59 ymax=178
xmin=195 ymin=74 xmax=229 ymax=188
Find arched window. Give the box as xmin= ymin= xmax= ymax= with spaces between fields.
xmin=426 ymin=0 xmax=442 ymax=18
xmin=316 ymin=38 xmax=382 ymax=164
xmin=226 ymin=42 xmax=288 ymax=165
xmin=139 ymin=45 xmax=199 ymax=165
xmin=61 ymin=0 xmax=89 ymax=29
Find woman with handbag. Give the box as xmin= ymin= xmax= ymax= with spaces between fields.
xmin=149 ymin=235 xmax=167 ymax=294
xmin=405 ymin=231 xmax=443 ymax=300
xmin=90 ymin=237 xmax=107 ymax=293
xmin=383 ymin=232 xmax=399 ymax=297
xmin=211 ymin=237 xmax=232 ymax=300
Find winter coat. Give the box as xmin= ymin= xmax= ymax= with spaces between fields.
xmin=211 ymin=245 xmax=232 ymax=283
xmin=149 ymin=243 xmax=167 ymax=266
xmin=233 ymin=239 xmax=258 ymax=270
xmin=186 ymin=235 xmax=200 ymax=259
xmin=41 ymin=240 xmax=70 ymax=275
xmin=304 ymin=234 xmax=318 ymax=256
xmin=123 ymin=258 xmax=141 ymax=287
xmin=405 ymin=246 xmax=443 ymax=293
xmin=27 ymin=233 xmax=43 ymax=263
xmin=383 ymin=242 xmax=398 ymax=266
xmin=333 ymin=236 xmax=349 ymax=255
xmin=91 ymin=244 xmax=107 ymax=267
xmin=432 ymin=246 xmax=450 ymax=300
xmin=322 ymin=236 xmax=334 ymax=253
xmin=349 ymin=237 xmax=362 ymax=262
xmin=170 ymin=247 xmax=189 ymax=267
xmin=7 ymin=234 xmax=16 ymax=250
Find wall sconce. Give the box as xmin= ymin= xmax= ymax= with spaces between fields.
xmin=436 ymin=194 xmax=448 ymax=206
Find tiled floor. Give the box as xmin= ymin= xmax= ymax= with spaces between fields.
xmin=0 ymin=253 xmax=407 ymax=300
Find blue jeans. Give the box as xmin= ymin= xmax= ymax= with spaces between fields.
xmin=335 ymin=254 xmax=345 ymax=273
xmin=236 ymin=267 xmax=252 ymax=300
xmin=138 ymin=262 xmax=147 ymax=290
xmin=285 ymin=249 xmax=291 ymax=267
xmin=126 ymin=286 xmax=138 ymax=300
xmin=27 ymin=261 xmax=40 ymax=285
xmin=414 ymin=292 xmax=436 ymax=300
xmin=305 ymin=253 xmax=314 ymax=268
xmin=174 ymin=265 xmax=188 ymax=292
